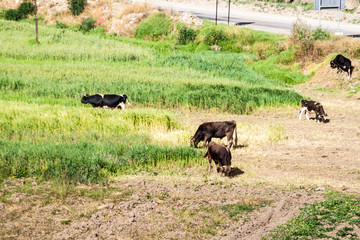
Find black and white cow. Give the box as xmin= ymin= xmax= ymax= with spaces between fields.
xmin=203 ymin=141 xmax=233 ymax=177
xmin=81 ymin=94 xmax=131 ymax=109
xmin=299 ymin=100 xmax=327 ymax=122
xmin=190 ymin=120 xmax=238 ymax=149
xmin=330 ymin=54 xmax=354 ymax=79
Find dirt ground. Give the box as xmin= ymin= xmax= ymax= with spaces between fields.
xmin=1 ymin=78 xmax=360 ymax=239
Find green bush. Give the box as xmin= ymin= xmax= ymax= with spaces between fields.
xmin=68 ymin=0 xmax=86 ymax=16
xmin=4 ymin=9 xmax=21 ymax=21
xmin=178 ymin=26 xmax=197 ymax=45
xmin=135 ymin=12 xmax=172 ymax=40
xmin=56 ymin=21 xmax=68 ymax=29
xmin=4 ymin=1 xmax=34 ymax=21
xmin=80 ymin=17 xmax=95 ymax=32
xmin=201 ymin=25 xmax=228 ymax=45
xmin=17 ymin=1 xmax=34 ymax=19
xmin=312 ymin=27 xmax=330 ymax=40
xmin=290 ymin=21 xmax=314 ymax=58
xmin=0 ymin=8 xmax=7 ymax=19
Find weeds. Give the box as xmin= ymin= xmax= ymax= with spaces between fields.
xmin=268 ymin=123 xmax=286 ymax=143
xmin=135 ymin=12 xmax=172 ymax=40
xmin=264 ymin=193 xmax=360 ymax=239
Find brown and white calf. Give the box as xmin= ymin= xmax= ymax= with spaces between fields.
xmin=203 ymin=141 xmax=233 ymax=177
xmin=299 ymin=100 xmax=327 ymax=122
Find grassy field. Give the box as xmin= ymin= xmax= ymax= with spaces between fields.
xmin=0 ymin=19 xmax=308 ymax=184
xmin=1 ymin=9 xmax=360 ymax=239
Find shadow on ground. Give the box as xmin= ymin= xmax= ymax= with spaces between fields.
xmin=233 ymin=144 xmax=248 ymax=149
xmin=309 ymin=117 xmax=331 ymax=123
xmin=230 ymin=167 xmax=244 ymax=178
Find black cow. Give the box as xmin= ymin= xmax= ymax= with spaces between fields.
xmin=299 ymin=100 xmax=327 ymax=122
xmin=190 ymin=120 xmax=237 ymax=149
xmin=81 ymin=94 xmax=131 ymax=109
xmin=330 ymin=54 xmax=354 ymax=79
xmin=203 ymin=141 xmax=232 ymax=177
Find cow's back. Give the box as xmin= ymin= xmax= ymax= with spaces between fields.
xmin=102 ymin=95 xmax=123 ymax=108
xmin=208 ymin=142 xmax=231 ymax=165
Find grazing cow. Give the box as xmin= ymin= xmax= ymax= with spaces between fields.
xmin=190 ymin=120 xmax=238 ymax=149
xmin=203 ymin=141 xmax=232 ymax=177
xmin=330 ymin=54 xmax=354 ymax=79
xmin=81 ymin=94 xmax=131 ymax=109
xmin=299 ymin=100 xmax=327 ymax=122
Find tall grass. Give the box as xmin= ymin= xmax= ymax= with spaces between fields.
xmin=0 ymin=70 xmax=302 ymax=114
xmin=0 ymin=100 xmax=178 ymax=142
xmin=0 ymin=140 xmax=204 ymax=184
xmin=0 ymin=101 xmax=204 ymax=184
xmin=0 ymin=20 xmax=152 ymax=62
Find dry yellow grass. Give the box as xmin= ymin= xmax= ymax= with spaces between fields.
xmin=118 ymin=3 xmax=156 ymax=19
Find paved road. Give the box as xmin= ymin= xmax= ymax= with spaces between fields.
xmin=133 ymin=0 xmax=360 ymax=36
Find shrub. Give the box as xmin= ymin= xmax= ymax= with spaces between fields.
xmin=312 ymin=27 xmax=330 ymax=40
xmin=253 ymin=42 xmax=274 ymax=60
xmin=290 ymin=20 xmax=314 ymax=59
xmin=4 ymin=9 xmax=20 ymax=21
xmin=4 ymin=1 xmax=34 ymax=21
xmin=135 ymin=12 xmax=172 ymax=40
xmin=80 ymin=17 xmax=96 ymax=32
xmin=202 ymin=25 xmax=228 ymax=45
xmin=0 ymin=8 xmax=7 ymax=19
xmin=68 ymin=0 xmax=86 ymax=16
xmin=178 ymin=25 xmax=197 ymax=45
xmin=17 ymin=1 xmax=35 ymax=19
xmin=56 ymin=21 xmax=68 ymax=29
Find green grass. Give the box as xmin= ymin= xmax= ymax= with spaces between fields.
xmin=263 ymin=193 xmax=360 ymax=239
xmin=0 ymin=140 xmax=204 ymax=184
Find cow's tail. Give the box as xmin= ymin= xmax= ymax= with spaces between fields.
xmin=234 ymin=121 xmax=238 ymax=147
xmin=203 ymin=149 xmax=209 ymax=158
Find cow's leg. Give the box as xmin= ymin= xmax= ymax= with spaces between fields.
xmin=305 ymin=110 xmax=310 ymax=121
xmin=227 ymin=137 xmax=233 ymax=149
xmin=213 ymin=161 xmax=218 ymax=174
xmin=116 ymin=102 xmax=126 ymax=110
xmin=120 ymin=102 xmax=126 ymax=110
xmin=203 ymin=136 xmax=210 ymax=148
xmin=208 ymin=158 xmax=212 ymax=173
xmin=299 ymin=107 xmax=306 ymax=121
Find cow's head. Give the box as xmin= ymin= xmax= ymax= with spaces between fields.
xmin=81 ymin=94 xmax=90 ymax=104
xmin=190 ymin=136 xmax=197 ymax=148
xmin=330 ymin=60 xmax=337 ymax=69
xmin=315 ymin=104 xmax=327 ymax=121
xmin=222 ymin=165 xmax=232 ymax=177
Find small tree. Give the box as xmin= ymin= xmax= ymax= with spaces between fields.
xmin=68 ymin=0 xmax=86 ymax=16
